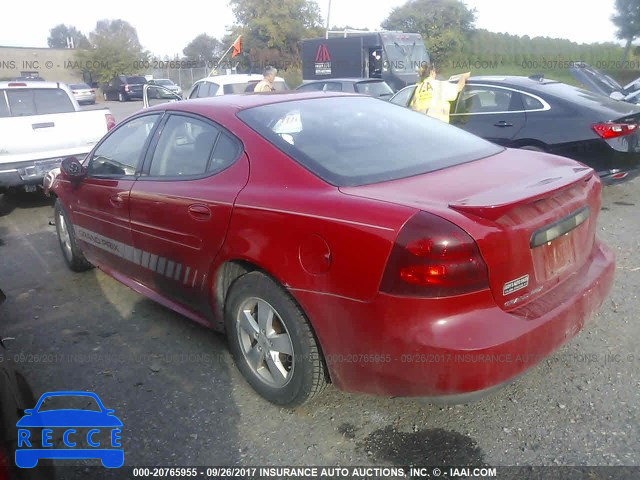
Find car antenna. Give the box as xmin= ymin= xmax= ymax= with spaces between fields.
xmin=529 ymin=74 xmax=544 ymax=82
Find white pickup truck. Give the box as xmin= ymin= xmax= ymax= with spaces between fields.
xmin=0 ymin=81 xmax=115 ymax=192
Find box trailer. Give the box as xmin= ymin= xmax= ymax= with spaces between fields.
xmin=301 ymin=31 xmax=430 ymax=92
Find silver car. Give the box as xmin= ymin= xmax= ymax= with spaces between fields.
xmin=148 ymin=78 xmax=182 ymax=97
xmin=69 ymin=83 xmax=96 ymax=105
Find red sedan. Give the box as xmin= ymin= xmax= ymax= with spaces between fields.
xmin=48 ymin=92 xmax=615 ymax=407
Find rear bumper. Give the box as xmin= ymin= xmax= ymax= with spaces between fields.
xmin=598 ymin=167 xmax=640 ymax=184
xmin=292 ymin=239 xmax=615 ymax=399
xmin=125 ymin=91 xmax=144 ymax=99
xmin=551 ymin=140 xmax=640 ymax=184
xmin=0 ymin=156 xmax=84 ymax=188
xmin=75 ymin=94 xmax=96 ymax=103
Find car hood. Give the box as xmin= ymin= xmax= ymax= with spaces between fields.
xmin=569 ymin=62 xmax=640 ymax=103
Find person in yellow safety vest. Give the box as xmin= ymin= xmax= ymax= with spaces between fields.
xmin=409 ymin=65 xmax=470 ymax=123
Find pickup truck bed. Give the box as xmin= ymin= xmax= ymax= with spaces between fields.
xmin=0 ymin=81 xmax=114 ymax=192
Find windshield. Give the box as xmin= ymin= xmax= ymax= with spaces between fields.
xmin=237 ymin=97 xmax=502 ymax=187
xmin=383 ymin=38 xmax=430 ymax=73
xmin=354 ymin=81 xmax=394 ymax=97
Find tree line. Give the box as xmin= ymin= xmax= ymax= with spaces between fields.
xmin=46 ymin=0 xmax=640 ymax=83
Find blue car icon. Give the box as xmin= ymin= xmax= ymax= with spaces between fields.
xmin=16 ymin=391 xmax=123 ymax=468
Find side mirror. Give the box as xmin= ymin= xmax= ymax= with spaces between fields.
xmin=61 ymin=156 xmax=85 ymax=180
xmin=610 ymin=91 xmax=625 ymax=101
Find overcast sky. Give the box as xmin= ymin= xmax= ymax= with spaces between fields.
xmin=0 ymin=0 xmax=621 ymax=57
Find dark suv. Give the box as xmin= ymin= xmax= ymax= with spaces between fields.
xmin=103 ymin=75 xmax=147 ymax=102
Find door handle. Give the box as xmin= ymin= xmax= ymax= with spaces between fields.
xmin=109 ymin=194 xmax=125 ymax=208
xmin=188 ymin=204 xmax=211 ymax=220
xmin=494 ymin=121 xmax=513 ymax=127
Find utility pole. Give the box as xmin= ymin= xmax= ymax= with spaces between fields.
xmin=325 ymin=0 xmax=332 ymax=39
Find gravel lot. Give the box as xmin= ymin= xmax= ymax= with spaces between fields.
xmin=0 ymin=104 xmax=638 ymax=478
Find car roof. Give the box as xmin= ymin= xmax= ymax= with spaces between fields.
xmin=145 ymin=91 xmax=362 ymax=114
xmin=0 ymin=81 xmax=67 ymax=89
xmin=301 ymin=78 xmax=387 ymax=83
xmin=196 ymin=74 xmax=286 ymax=85
xmin=466 ymin=75 xmax=562 ymax=88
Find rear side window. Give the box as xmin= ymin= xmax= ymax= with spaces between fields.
xmin=455 ymin=86 xmax=520 ymax=114
xmin=209 ymin=133 xmax=241 ymax=173
xmin=5 ymin=88 xmax=75 ymax=116
xmin=148 ymin=115 xmax=241 ymax=177
xmin=522 ymin=94 xmax=545 ymax=111
xmin=149 ymin=116 xmax=218 ymax=176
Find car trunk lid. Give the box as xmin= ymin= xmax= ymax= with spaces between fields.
xmin=340 ymin=148 xmax=602 ymax=310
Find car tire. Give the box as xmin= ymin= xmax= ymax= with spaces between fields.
xmin=118 ymin=92 xmax=126 ymax=102
xmin=54 ymin=199 xmax=93 ymax=272
xmin=0 ymin=364 xmax=56 ymax=479
xmin=103 ymin=91 xmax=108 ymax=101
xmin=225 ymin=272 xmax=327 ymax=408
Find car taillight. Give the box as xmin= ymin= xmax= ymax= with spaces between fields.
xmin=380 ymin=212 xmax=489 ymax=297
xmin=124 ymin=84 xmax=130 ymax=92
xmin=7 ymin=82 xmax=26 ymax=87
xmin=592 ymin=122 xmax=638 ymax=139
xmin=90 ymin=89 xmax=95 ymax=93
xmin=105 ymin=113 xmax=116 ymax=130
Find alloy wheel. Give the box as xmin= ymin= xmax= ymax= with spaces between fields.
xmin=236 ymin=297 xmax=294 ymax=388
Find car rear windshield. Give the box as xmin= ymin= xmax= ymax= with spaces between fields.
xmin=237 ymin=96 xmax=503 ymax=186
xmin=354 ymin=81 xmax=394 ymax=97
xmin=1 ymin=88 xmax=75 ymax=117
xmin=155 ymin=79 xmax=173 ymax=85
xmin=70 ymin=83 xmax=91 ymax=89
xmin=223 ymin=81 xmax=288 ymax=94
xmin=126 ymin=76 xmax=147 ymax=84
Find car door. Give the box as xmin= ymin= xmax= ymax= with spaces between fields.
xmin=451 ymin=84 xmax=526 ymax=146
xmin=70 ymin=113 xmax=163 ymax=276
xmin=390 ymin=85 xmax=416 ymax=107
xmin=128 ymin=112 xmax=249 ymax=316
